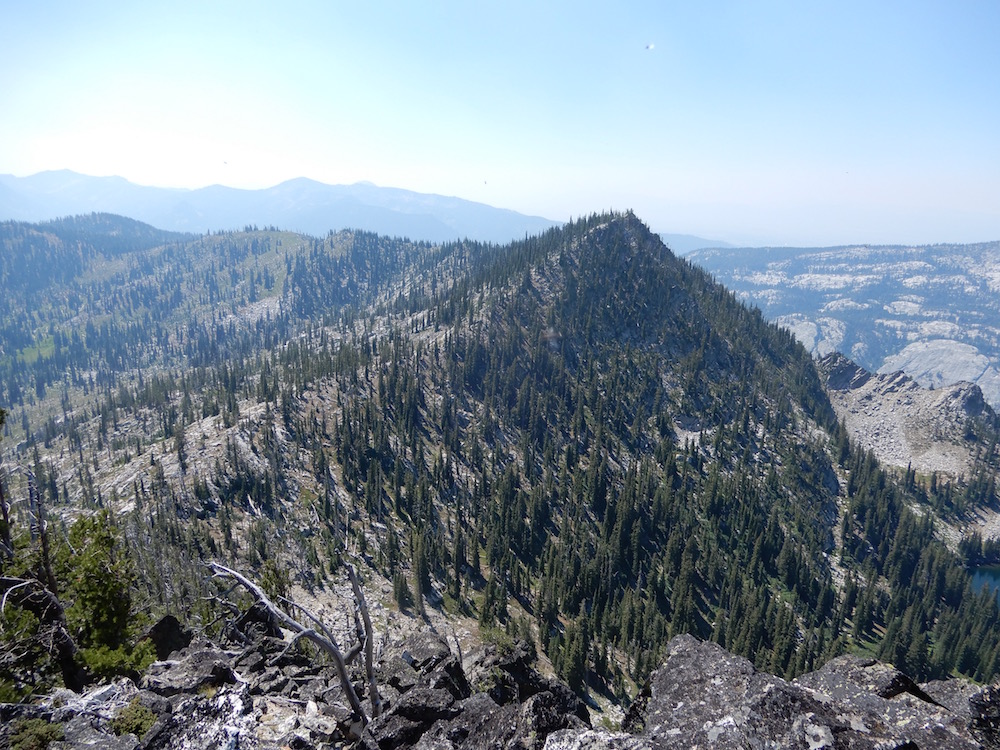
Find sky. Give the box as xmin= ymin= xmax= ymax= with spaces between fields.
xmin=2 ymin=1 xmax=999 ymax=246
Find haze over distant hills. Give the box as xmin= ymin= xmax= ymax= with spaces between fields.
xmin=690 ymin=242 xmax=1000 ymax=409
xmin=0 ymin=170 xmax=562 ymax=244
xmin=0 ymin=170 xmax=732 ymax=251
xmin=658 ymin=232 xmax=732 ymax=255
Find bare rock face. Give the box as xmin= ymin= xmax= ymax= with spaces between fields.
xmin=141 ymin=642 xmax=237 ymax=697
xmin=6 ymin=629 xmax=1000 ymax=750
xmin=792 ymin=654 xmax=975 ymax=748
xmin=824 ymin=354 xmax=873 ymax=392
xmin=145 ymin=615 xmax=193 ymax=661
xmin=819 ymin=352 xmax=997 ymax=477
xmin=601 ymin=635 xmax=990 ymax=750
xmin=688 ymin=241 xmax=1000 ymax=410
xmin=543 ymin=729 xmax=652 ymax=750
xmin=361 ymin=634 xmax=589 ymax=750
xmin=634 ymin=635 xmax=840 ymax=749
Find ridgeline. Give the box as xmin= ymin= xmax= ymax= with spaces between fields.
xmin=2 ymin=211 xmax=999 ymax=708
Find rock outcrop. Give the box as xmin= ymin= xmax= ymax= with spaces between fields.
xmin=560 ymin=634 xmax=997 ymax=749
xmin=3 ymin=632 xmax=1000 ymax=749
xmin=819 ymin=352 xmax=996 ymax=477
xmin=360 ymin=634 xmax=589 ymax=750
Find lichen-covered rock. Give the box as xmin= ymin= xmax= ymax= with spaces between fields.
xmin=970 ymin=685 xmax=1000 ymax=748
xmin=141 ymin=643 xmax=237 ymax=697
xmin=401 ymin=632 xmax=454 ymax=673
xmin=362 ymin=633 xmax=589 ymax=750
xmin=922 ymin=678 xmax=981 ymax=718
xmin=465 ymin=639 xmax=543 ymax=703
xmin=410 ymin=693 xmax=520 ymax=750
xmin=380 ymin=632 xmax=471 ymax=707
xmin=609 ymin=634 xmax=989 ymax=749
xmin=639 ymin=635 xmax=844 ymax=749
xmin=513 ymin=690 xmax=589 ymax=750
xmin=543 ymin=728 xmax=652 ymax=750
xmin=792 ymin=653 xmax=986 ymax=748
xmin=49 ymin=713 xmax=140 ymax=749
xmin=141 ymin=682 xmax=260 ymax=750
xmin=794 ymin=653 xmax=937 ymax=702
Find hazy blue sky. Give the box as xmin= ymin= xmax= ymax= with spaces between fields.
xmin=2 ymin=1 xmax=998 ymax=245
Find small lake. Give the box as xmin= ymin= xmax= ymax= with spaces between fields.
xmin=971 ymin=565 xmax=1000 ymax=596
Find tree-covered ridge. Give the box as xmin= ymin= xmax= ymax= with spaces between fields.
xmin=0 ymin=214 xmax=436 ymax=407
xmin=0 ymin=215 xmax=187 ymax=375
xmin=377 ymin=214 xmax=858 ymax=679
xmin=321 ymin=213 xmax=1000 ymax=687
xmin=1 ymin=211 xmax=999 ymax=704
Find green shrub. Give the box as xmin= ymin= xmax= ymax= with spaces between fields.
xmin=1 ymin=510 xmax=155 ymax=697
xmin=10 ymin=718 xmax=64 ymax=750
xmin=79 ymin=640 xmax=156 ymax=682
xmin=59 ymin=512 xmax=136 ymax=650
xmin=110 ymin=696 xmax=156 ymax=738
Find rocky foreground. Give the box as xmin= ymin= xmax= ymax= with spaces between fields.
xmin=2 ymin=622 xmax=1000 ymax=750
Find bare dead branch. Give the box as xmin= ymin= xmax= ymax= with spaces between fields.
xmin=0 ymin=575 xmax=87 ymax=691
xmin=1 ymin=578 xmax=34 ymax=618
xmin=1 ymin=576 xmax=63 ymax=621
xmin=200 ymin=595 xmax=243 ymax=634
xmin=0 ymin=464 xmax=11 ymax=565
xmin=26 ymin=470 xmax=59 ymax=596
xmin=208 ymin=561 xmax=369 ymax=724
xmin=278 ymin=596 xmax=362 ymax=664
xmin=279 ymin=595 xmax=340 ymax=648
xmin=270 ymin=628 xmax=318 ymax=666
xmin=347 ymin=560 xmax=382 ymax=718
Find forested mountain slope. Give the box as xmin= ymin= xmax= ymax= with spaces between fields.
xmin=2 ymin=212 xmax=1000 ymax=706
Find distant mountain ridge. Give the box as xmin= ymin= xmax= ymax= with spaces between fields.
xmin=0 ymin=170 xmax=559 ymax=244
xmin=658 ymin=232 xmax=732 ymax=255
xmin=689 ymin=241 xmax=1000 ymax=409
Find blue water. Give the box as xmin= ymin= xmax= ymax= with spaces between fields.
xmin=971 ymin=565 xmax=1000 ymax=596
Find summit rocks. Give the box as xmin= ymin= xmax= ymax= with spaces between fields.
xmin=557 ymin=634 xmax=999 ymax=750
xmin=4 ymin=633 xmax=1000 ymax=749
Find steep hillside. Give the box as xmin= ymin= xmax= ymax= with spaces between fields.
xmin=689 ymin=242 xmax=1000 ymax=409
xmin=3 ymin=213 xmax=1000 ymax=709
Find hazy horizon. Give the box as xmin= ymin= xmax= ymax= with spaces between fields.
xmin=3 ymin=2 xmax=999 ymax=247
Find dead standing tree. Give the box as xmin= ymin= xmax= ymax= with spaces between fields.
xmin=209 ymin=560 xmax=382 ymax=726
xmin=0 ymin=469 xmax=89 ymax=692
